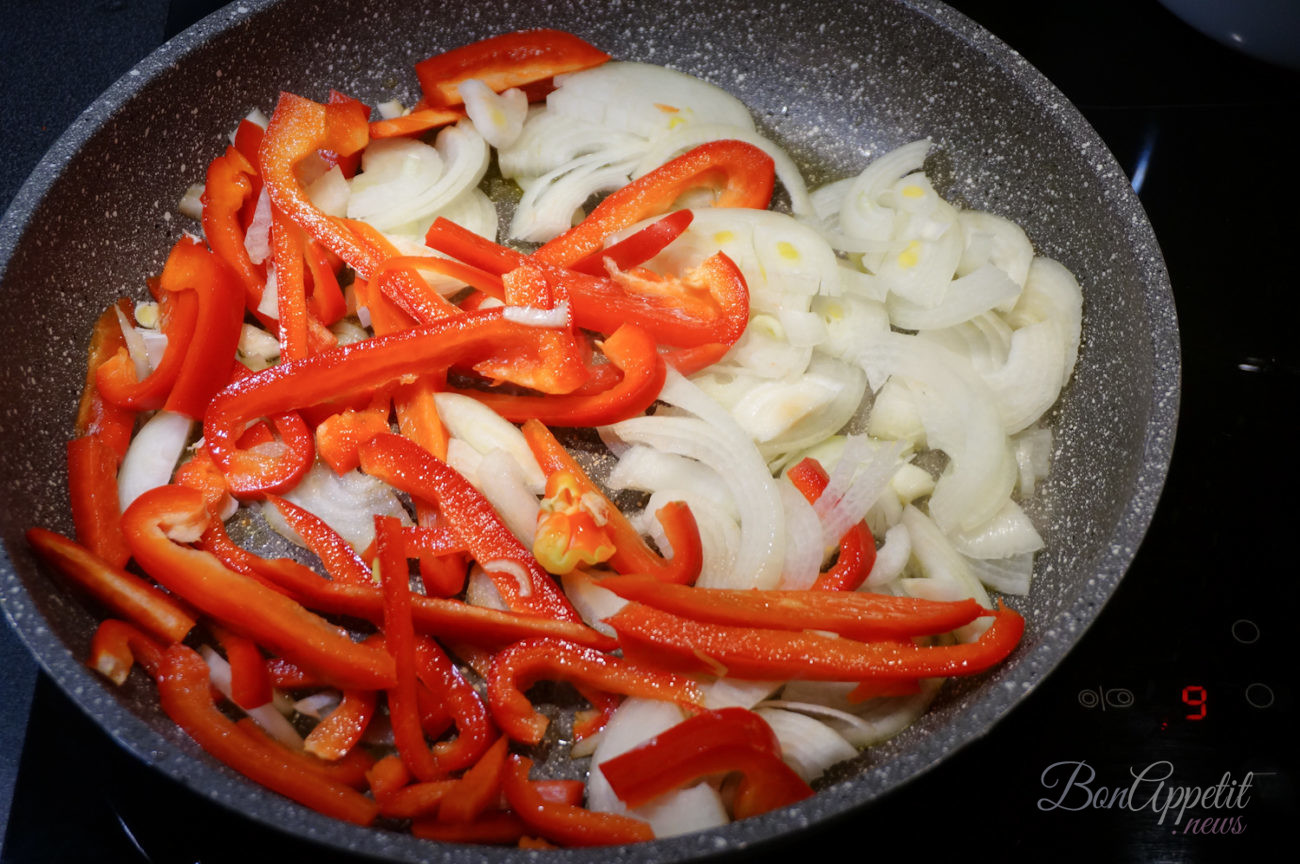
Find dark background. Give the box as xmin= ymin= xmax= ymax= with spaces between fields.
xmin=1 ymin=1 xmax=1296 ymax=861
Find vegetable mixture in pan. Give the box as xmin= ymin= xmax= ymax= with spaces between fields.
xmin=29 ymin=28 xmax=1080 ymax=847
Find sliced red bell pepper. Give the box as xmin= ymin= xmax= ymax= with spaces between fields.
xmin=66 ymin=435 xmax=131 ymax=568
xmin=523 ymin=419 xmax=703 ymax=585
xmin=88 ymin=619 xmax=166 ymax=685
xmin=156 ymin=644 xmax=380 ymax=825
xmin=369 ymin=106 xmax=464 ymax=139
xmin=211 ymin=623 xmax=273 ymax=710
xmin=599 ymin=707 xmax=812 ymax=819
xmin=608 ymin=601 xmax=1023 ymax=682
xmin=235 ymin=716 xmax=375 ymax=790
xmin=172 ymin=444 xmax=234 ymax=521
xmin=486 ymin=637 xmax=702 ymax=745
xmin=437 ymin=735 xmax=509 ymax=824
xmin=272 ymin=208 xmax=312 ymax=363
xmin=303 ymin=239 xmax=347 ymax=325
xmin=233 ymin=117 xmax=265 ymax=165
xmin=304 ymin=687 xmax=376 ymax=761
xmin=376 ymin=513 xmax=445 ymax=782
xmin=502 ymin=754 xmax=654 ymax=847
xmin=572 ymin=685 xmax=620 ymax=742
xmin=322 ymin=90 xmax=370 ymax=178
xmin=358 ymin=432 xmax=580 ymax=623
xmin=122 ymin=485 xmax=397 ymax=690
xmin=425 ymin=217 xmax=751 ymax=349
xmin=313 ymin=394 xmax=393 ymax=475
xmin=202 ymin=145 xmax=266 ymax=314
xmin=786 ymin=456 xmax=876 ymax=591
xmin=259 ymin=91 xmax=378 ymax=277
xmin=453 ymin=323 xmax=665 ymax=427
xmin=26 ymin=526 xmax=196 ymax=644
xmin=74 ymin=299 xmax=137 ymax=461
xmin=411 ymin=811 xmax=527 ymax=845
xmin=533 ymin=140 xmax=774 ymax=267
xmin=263 ymin=494 xmax=373 ymax=586
xmin=596 ymin=575 xmax=983 ymax=641
xmin=415 ymin=29 xmax=610 ymax=109
xmin=95 ymin=281 xmax=197 ymax=412
xmin=568 ymin=209 xmax=694 ymax=276
xmin=414 ymin=636 xmax=497 ymax=773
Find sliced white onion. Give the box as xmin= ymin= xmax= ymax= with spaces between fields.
xmin=560 ymin=570 xmax=626 ymax=637
xmin=864 ymin=522 xmax=911 ymax=588
xmin=509 ymin=143 xmax=643 ymax=242
xmin=950 ymin=498 xmax=1044 ymax=559
xmin=472 ymin=448 xmax=540 ymax=547
xmin=349 ymin=123 xmax=490 ymax=231
xmin=838 ymin=139 xmax=930 ymax=245
xmin=432 ymin=392 xmax=546 ymax=492
xmin=958 ymin=210 xmax=1033 ymax=296
xmin=887 ymin=263 xmax=1021 ymax=331
xmin=777 ymin=478 xmax=823 ymax=590
xmin=899 ymin=504 xmax=992 ymax=642
xmin=754 ymin=707 xmax=858 ymax=783
xmin=503 ymin=302 xmax=571 ymax=328
xmin=306 ymin=165 xmax=349 ymax=217
xmin=1007 ymin=256 xmax=1084 ymax=385
xmin=459 ymin=79 xmax=528 ymax=149
xmin=813 ymin=435 xmax=905 ymax=550
xmin=118 ymin=410 xmax=194 ymax=512
xmin=265 ymin=463 xmax=411 ymax=552
xmin=698 ymin=678 xmax=782 ymax=711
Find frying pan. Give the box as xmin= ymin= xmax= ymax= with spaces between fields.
xmin=0 ymin=0 xmax=1179 ymax=860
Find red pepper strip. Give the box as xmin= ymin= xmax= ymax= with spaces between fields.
xmin=123 ymin=485 xmax=397 ymax=690
xmin=88 ymin=619 xmax=166 ymax=685
xmin=523 ymin=419 xmax=703 ymax=585
xmin=412 ymin=811 xmax=528 ymax=845
xmin=415 ymin=29 xmax=610 ymax=109
xmin=401 ymin=524 xmax=468 ymax=559
xmin=376 ymin=254 xmax=500 ymax=322
xmin=157 ymin=235 xmax=246 ymax=418
xmin=608 ymin=601 xmax=1023 ymax=682
xmin=157 ymin=644 xmax=380 ymax=825
xmin=313 ymin=394 xmax=393 ymax=475
xmin=304 ymin=687 xmax=376 ymax=761
xmin=322 ymin=90 xmax=369 ymax=178
xmin=572 ymin=685 xmax=620 ymax=742
xmin=568 ymin=210 xmax=694 ymax=276
xmin=486 ymin=637 xmax=703 ymax=745
xmin=195 ymin=520 xmax=300 ymax=597
xmin=786 ymin=457 xmax=876 ymax=591
xmin=597 ymin=575 xmax=983 ymax=642
xmin=203 ymin=311 xmax=573 ymax=496
xmin=234 ymin=717 xmax=374 ymax=790
xmin=265 ymin=656 xmax=325 ymax=689
xmin=233 ymin=118 xmax=265 ymax=165
xmin=378 ymin=779 xmax=459 ymax=820
xmin=438 ymin=736 xmax=509 ymax=824
xmin=210 ymin=623 xmax=273 ymax=710
xmin=263 ymin=495 xmax=374 ymax=587
xmin=377 ymin=514 xmax=444 ymax=781
xmin=272 ymin=208 xmax=312 ymax=363
xmin=173 ymin=444 xmax=234 ymax=520
xmin=260 ymin=92 xmax=378 ymax=277
xmin=95 ymin=285 xmax=197 ymax=412
xmin=456 ymin=323 xmax=666 ymax=427
xmin=425 ymin=217 xmax=751 ymax=349
xmin=343 ymin=220 xmax=462 ymax=324
xmin=533 ymin=140 xmax=775 ymax=267
xmin=66 ymin=435 xmax=131 ymax=568
xmin=599 ymin=707 xmax=812 ymax=819
xmin=216 ymin=410 xmax=316 ymax=498
xmin=358 ymin=432 xmax=580 ymax=623
xmin=304 ymin=240 xmax=347 ymax=325
xmin=503 ymin=754 xmax=654 ymax=847
xmin=75 ymin=299 xmax=137 ymax=460
xmin=202 ymin=146 xmax=266 ymax=314
xmin=533 ymin=779 xmax=586 ymax=807
xmin=369 ymin=107 xmax=464 ymax=139
xmin=414 ymin=636 xmax=497 ymax=773
xmin=26 ymin=526 xmax=196 ymax=643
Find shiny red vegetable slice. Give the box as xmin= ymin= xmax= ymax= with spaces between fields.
xmin=503 ymin=755 xmax=654 ymax=847
xmin=415 ymin=29 xmax=611 ymax=109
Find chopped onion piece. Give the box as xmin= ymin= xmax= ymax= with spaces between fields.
xmin=755 ymin=707 xmax=858 ymax=784
xmin=118 ymin=410 xmax=194 ymax=512
xmin=459 ymin=78 xmax=528 ymax=149
xmin=200 ymin=646 xmax=304 ymax=751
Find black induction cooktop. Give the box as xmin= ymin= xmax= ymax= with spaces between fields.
xmin=1 ymin=2 xmax=1295 ymax=861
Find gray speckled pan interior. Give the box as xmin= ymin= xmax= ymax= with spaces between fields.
xmin=0 ymin=0 xmax=1178 ymax=860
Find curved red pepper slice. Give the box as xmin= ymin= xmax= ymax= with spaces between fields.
xmin=451 ymin=323 xmax=665 ymax=427
xmin=201 ymin=145 xmax=266 ymax=314
xmin=88 ymin=619 xmax=166 ymax=685
xmin=260 ymin=91 xmax=378 ymax=277
xmin=786 ymin=456 xmax=876 ymax=591
xmin=26 ymin=526 xmax=196 ymax=644
xmin=369 ymin=107 xmax=464 ymax=140
xmin=436 ymin=736 xmax=509 ymax=824
xmin=596 ymin=575 xmax=984 ymax=642
xmin=156 ymin=644 xmax=380 ymax=825
xmin=75 ymin=298 xmax=137 ymax=461
xmin=599 ymin=707 xmax=812 ymax=819
xmin=608 ymin=601 xmax=1024 ymax=682
xmin=211 ymin=623 xmax=273 ymax=710
xmin=66 ymin=435 xmax=131 ymax=568
xmin=122 ymin=485 xmax=397 ymax=690
xmin=95 ymin=281 xmax=197 ymax=412
xmin=533 ymin=139 xmax=774 ymax=267
xmin=486 ymin=637 xmax=702 ymax=745
xmin=503 ymin=755 xmax=654 ymax=847
xmin=358 ymin=432 xmax=579 ymax=624
xmin=568 ymin=209 xmax=694 ymax=276
xmin=425 ymin=217 xmax=751 ymax=350
xmin=415 ymin=29 xmax=611 ymax=109
xmin=304 ymin=687 xmax=376 ymax=762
